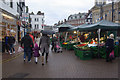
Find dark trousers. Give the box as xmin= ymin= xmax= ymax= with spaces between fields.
xmin=5 ymin=44 xmax=9 ymax=52
xmin=106 ymin=48 xmax=113 ymax=62
xmin=42 ymin=48 xmax=48 ymax=61
xmin=9 ymin=44 xmax=15 ymax=53
xmin=24 ymin=48 xmax=32 ymax=61
xmin=51 ymin=43 xmax=55 ymax=50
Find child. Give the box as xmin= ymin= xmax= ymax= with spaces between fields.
xmin=32 ymin=41 xmax=40 ymax=64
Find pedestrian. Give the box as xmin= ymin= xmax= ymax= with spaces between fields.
xmin=8 ymin=33 xmax=15 ymax=55
xmin=29 ymin=33 xmax=34 ymax=44
xmin=4 ymin=33 xmax=10 ymax=54
xmin=51 ymin=34 xmax=57 ymax=51
xmin=29 ymin=32 xmax=35 ymax=57
xmin=80 ymin=33 xmax=85 ymax=42
xmin=39 ymin=33 xmax=50 ymax=66
xmin=32 ymin=40 xmax=40 ymax=64
xmin=21 ymin=32 xmax=34 ymax=62
xmin=105 ymin=34 xmax=114 ymax=62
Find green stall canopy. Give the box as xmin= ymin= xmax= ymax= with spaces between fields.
xmin=55 ymin=24 xmax=74 ymax=32
xmin=78 ymin=20 xmax=120 ymax=31
xmin=68 ymin=20 xmax=120 ymax=31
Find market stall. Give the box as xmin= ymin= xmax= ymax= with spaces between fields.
xmin=55 ymin=23 xmax=74 ymax=48
xmin=69 ymin=20 xmax=120 ymax=60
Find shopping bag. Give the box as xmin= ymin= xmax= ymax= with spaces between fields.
xmin=109 ymin=50 xmax=114 ymax=59
xmin=17 ymin=46 xmax=24 ymax=53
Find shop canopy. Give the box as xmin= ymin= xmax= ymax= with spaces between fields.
xmin=69 ymin=20 xmax=120 ymax=31
xmin=55 ymin=23 xmax=74 ymax=32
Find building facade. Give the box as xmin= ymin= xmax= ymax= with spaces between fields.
xmin=92 ymin=1 xmax=120 ymax=23
xmin=85 ymin=10 xmax=92 ymax=24
xmin=0 ymin=0 xmax=20 ymax=43
xmin=30 ymin=11 xmax=44 ymax=32
xmin=66 ymin=13 xmax=87 ymax=26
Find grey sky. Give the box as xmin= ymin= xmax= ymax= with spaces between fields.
xmin=26 ymin=0 xmax=95 ymax=25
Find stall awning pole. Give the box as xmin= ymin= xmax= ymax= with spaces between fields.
xmin=65 ymin=32 xmax=68 ymax=42
xmin=97 ymin=28 xmax=101 ymax=58
xmin=77 ymin=30 xmax=79 ymax=38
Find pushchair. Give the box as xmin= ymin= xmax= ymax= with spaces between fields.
xmin=54 ymin=42 xmax=62 ymax=53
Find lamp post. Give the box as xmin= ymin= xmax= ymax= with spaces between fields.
xmin=112 ymin=0 xmax=114 ymax=22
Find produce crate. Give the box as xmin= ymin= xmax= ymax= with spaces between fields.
xmin=73 ymin=45 xmax=78 ymax=56
xmin=114 ymin=45 xmax=119 ymax=57
xmin=75 ymin=49 xmax=92 ymax=60
xmin=66 ymin=43 xmax=77 ymax=50
xmin=90 ymin=47 xmax=98 ymax=58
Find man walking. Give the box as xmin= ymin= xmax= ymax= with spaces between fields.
xmin=8 ymin=33 xmax=15 ymax=55
xmin=21 ymin=32 xmax=34 ymax=62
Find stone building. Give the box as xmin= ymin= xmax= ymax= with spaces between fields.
xmin=92 ymin=1 xmax=120 ymax=23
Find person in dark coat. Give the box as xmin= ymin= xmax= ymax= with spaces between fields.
xmin=105 ymin=34 xmax=114 ymax=62
xmin=4 ymin=34 xmax=10 ymax=54
xmin=39 ymin=33 xmax=50 ymax=65
xmin=51 ymin=35 xmax=57 ymax=51
xmin=21 ymin=32 xmax=34 ymax=62
xmin=32 ymin=41 xmax=40 ymax=64
xmin=80 ymin=33 xmax=85 ymax=42
xmin=8 ymin=33 xmax=15 ymax=54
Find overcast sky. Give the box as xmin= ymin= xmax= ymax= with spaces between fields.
xmin=26 ymin=0 xmax=95 ymax=25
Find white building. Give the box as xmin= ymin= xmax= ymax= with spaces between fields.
xmin=30 ymin=11 xmax=44 ymax=32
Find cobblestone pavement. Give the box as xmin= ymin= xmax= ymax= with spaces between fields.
xmin=2 ymin=45 xmax=119 ymax=78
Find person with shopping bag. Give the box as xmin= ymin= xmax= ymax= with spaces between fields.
xmin=105 ymin=34 xmax=114 ymax=62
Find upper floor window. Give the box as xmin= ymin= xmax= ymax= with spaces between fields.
xmin=35 ymin=24 xmax=36 ymax=29
xmin=37 ymin=24 xmax=39 ymax=29
xmin=35 ymin=18 xmax=36 ymax=21
xmin=37 ymin=18 xmax=39 ymax=22
xmin=10 ymin=0 xmax=13 ymax=8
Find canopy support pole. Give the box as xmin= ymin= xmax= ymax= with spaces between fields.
xmin=77 ymin=30 xmax=79 ymax=38
xmin=65 ymin=32 xmax=68 ymax=42
xmin=97 ymin=29 xmax=101 ymax=58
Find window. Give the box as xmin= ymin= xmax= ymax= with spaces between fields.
xmin=75 ymin=16 xmax=77 ymax=19
xmin=79 ymin=16 xmax=81 ymax=18
xmin=35 ymin=24 xmax=36 ymax=29
xmin=37 ymin=24 xmax=39 ymax=29
xmin=35 ymin=18 xmax=36 ymax=21
xmin=10 ymin=0 xmax=13 ymax=8
xmin=37 ymin=18 xmax=39 ymax=22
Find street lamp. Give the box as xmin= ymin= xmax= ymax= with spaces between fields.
xmin=112 ymin=0 xmax=114 ymax=22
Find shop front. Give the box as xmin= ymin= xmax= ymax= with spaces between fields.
xmin=0 ymin=12 xmax=17 ymax=52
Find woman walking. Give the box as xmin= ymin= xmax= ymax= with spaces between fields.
xmin=39 ymin=33 xmax=50 ymax=66
xmin=105 ymin=34 xmax=114 ymax=62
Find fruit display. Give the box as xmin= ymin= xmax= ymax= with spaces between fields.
xmin=76 ymin=44 xmax=87 ymax=47
xmin=62 ymin=42 xmax=68 ymax=45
